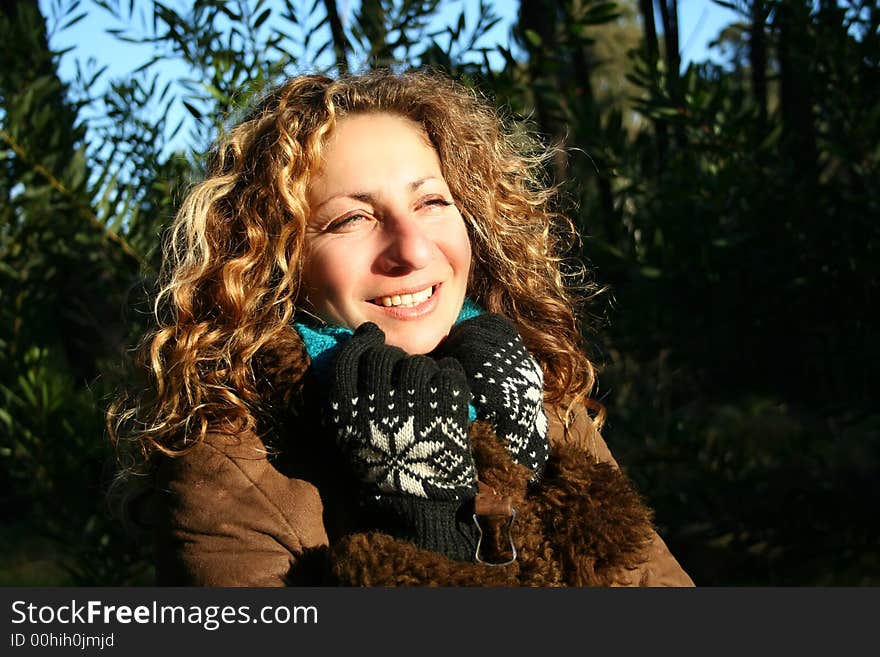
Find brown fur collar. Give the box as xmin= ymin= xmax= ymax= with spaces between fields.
xmin=328 ymin=421 xmax=656 ymax=587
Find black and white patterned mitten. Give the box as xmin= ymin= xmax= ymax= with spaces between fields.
xmin=327 ymin=322 xmax=479 ymax=561
xmin=433 ymin=313 xmax=549 ymax=478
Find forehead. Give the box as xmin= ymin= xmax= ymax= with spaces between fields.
xmin=318 ymin=113 xmax=438 ymax=168
xmin=306 ymin=113 xmax=446 ymax=207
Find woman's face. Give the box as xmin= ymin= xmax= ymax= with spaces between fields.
xmin=302 ymin=112 xmax=472 ymax=354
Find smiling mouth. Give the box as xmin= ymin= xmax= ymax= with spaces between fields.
xmin=369 ymin=285 xmax=435 ymax=308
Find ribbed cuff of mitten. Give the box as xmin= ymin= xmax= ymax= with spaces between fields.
xmin=364 ymin=496 xmax=479 ymax=563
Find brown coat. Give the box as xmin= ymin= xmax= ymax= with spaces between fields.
xmin=152 ymin=399 xmax=695 ymax=587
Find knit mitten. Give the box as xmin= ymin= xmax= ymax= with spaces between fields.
xmin=433 ymin=313 xmax=549 ymax=478
xmin=327 ymin=322 xmax=479 ymax=561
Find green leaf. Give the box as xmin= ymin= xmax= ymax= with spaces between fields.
xmin=524 ymin=29 xmax=542 ymax=48
xmin=202 ymin=83 xmax=230 ymax=105
xmin=581 ymin=7 xmax=619 ymax=29
xmin=497 ymin=45 xmax=517 ymax=69
xmin=282 ymin=0 xmax=297 ymax=24
xmin=711 ymin=0 xmax=739 ymax=11
xmin=219 ymin=5 xmax=242 ymax=21
xmin=253 ymin=8 xmax=272 ymax=29
xmin=61 ymin=11 xmax=88 ymax=31
xmin=758 ymin=125 xmax=783 ymax=152
xmin=182 ymin=100 xmax=203 ymax=120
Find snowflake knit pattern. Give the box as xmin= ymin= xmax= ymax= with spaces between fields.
xmin=326 ymin=322 xmax=481 ymax=560
xmin=328 ymin=323 xmax=476 ymax=500
xmin=433 ymin=313 xmax=550 ymax=476
xmin=472 ymin=334 xmax=549 ymax=473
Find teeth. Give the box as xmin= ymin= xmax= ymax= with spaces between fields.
xmin=373 ymin=286 xmax=433 ymax=308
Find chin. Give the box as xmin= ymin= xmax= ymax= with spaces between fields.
xmin=384 ymin=330 xmax=445 ymax=356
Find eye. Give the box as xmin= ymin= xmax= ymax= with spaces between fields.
xmin=326 ymin=212 xmax=371 ymax=233
xmin=418 ymin=196 xmax=454 ymax=211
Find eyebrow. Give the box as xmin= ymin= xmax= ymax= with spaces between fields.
xmin=312 ymin=176 xmax=439 ymax=211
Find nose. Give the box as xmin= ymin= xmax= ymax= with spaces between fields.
xmin=375 ymin=213 xmax=433 ymax=274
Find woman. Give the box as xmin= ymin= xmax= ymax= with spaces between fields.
xmin=110 ymin=69 xmax=694 ymax=587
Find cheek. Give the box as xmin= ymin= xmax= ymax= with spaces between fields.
xmin=447 ymin=219 xmax=473 ymax=275
xmin=302 ymin=245 xmax=355 ymax=310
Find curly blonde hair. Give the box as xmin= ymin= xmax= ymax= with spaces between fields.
xmin=109 ymin=68 xmax=604 ymax=471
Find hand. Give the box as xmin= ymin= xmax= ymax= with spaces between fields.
xmin=433 ymin=313 xmax=549 ymax=477
xmin=327 ymin=322 xmax=478 ymax=559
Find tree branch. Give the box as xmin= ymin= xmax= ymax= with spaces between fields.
xmin=322 ymin=0 xmax=350 ymax=73
xmin=1 ymin=128 xmax=154 ymax=274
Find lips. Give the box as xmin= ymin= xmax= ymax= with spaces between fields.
xmin=369 ymin=285 xmax=435 ymax=308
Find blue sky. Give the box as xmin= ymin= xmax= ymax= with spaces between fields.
xmin=45 ymin=0 xmax=739 ymax=80
xmin=41 ymin=1 xmax=739 ymax=154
